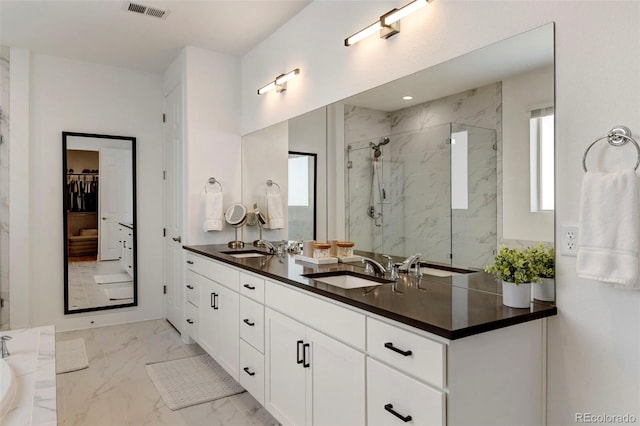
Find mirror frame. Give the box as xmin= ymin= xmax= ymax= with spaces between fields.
xmin=288 ymin=150 xmax=318 ymax=241
xmin=62 ymin=131 xmax=138 ymax=314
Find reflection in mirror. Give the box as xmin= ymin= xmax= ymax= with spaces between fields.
xmin=63 ymin=132 xmax=137 ymax=314
xmin=288 ymin=151 xmax=317 ymax=240
xmin=338 ymin=23 xmax=554 ymax=272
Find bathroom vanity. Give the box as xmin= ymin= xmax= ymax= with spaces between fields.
xmin=182 ymin=245 xmax=556 ymax=426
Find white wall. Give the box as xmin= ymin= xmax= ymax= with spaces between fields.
xmin=242 ymin=121 xmax=288 ymax=243
xmin=241 ymin=1 xmax=640 ymax=422
xmin=502 ymin=65 xmax=554 ymax=242
xmin=19 ymin=53 xmax=164 ymax=331
xmin=183 ymin=47 xmax=242 ymax=245
xmin=288 ymin=107 xmax=327 ymax=242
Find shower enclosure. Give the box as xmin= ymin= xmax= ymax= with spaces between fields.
xmin=346 ymin=122 xmax=497 ymax=270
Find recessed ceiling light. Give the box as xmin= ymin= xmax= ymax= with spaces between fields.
xmin=403 ymin=96 xmax=413 ymax=100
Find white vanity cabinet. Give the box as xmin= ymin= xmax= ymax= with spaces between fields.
xmin=181 ymin=250 xmax=547 ymax=426
xmin=118 ymin=224 xmax=133 ymax=276
xmin=265 ymin=281 xmax=366 ymax=426
xmin=185 ymin=252 xmax=240 ymax=381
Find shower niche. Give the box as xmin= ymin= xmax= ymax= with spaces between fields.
xmin=346 ymin=114 xmax=497 ymax=270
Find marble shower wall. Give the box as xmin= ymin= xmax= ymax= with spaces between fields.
xmin=0 ymin=46 xmax=9 ymax=329
xmin=345 ymin=83 xmax=500 ymax=269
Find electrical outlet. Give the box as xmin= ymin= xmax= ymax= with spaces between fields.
xmin=561 ymin=225 xmax=579 ymax=256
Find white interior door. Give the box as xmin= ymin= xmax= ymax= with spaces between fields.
xmin=164 ymin=80 xmax=184 ymax=331
xmin=99 ymin=147 xmax=132 ymax=260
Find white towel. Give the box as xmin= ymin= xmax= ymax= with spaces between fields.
xmin=267 ymin=192 xmax=284 ymax=229
xmin=576 ymin=169 xmax=640 ymax=288
xmin=203 ymin=191 xmax=223 ymax=232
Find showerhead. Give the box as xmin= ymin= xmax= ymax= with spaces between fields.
xmin=369 ymin=137 xmax=391 ymax=150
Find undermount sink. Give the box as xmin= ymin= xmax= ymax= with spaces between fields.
xmin=221 ymin=250 xmax=268 ymax=258
xmin=302 ymin=271 xmax=393 ymax=289
xmin=419 ymin=267 xmax=460 ymax=277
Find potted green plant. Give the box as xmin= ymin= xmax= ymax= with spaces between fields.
xmin=528 ymin=243 xmax=555 ymax=302
xmin=485 ymin=246 xmax=540 ymax=308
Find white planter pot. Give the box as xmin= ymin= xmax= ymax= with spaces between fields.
xmin=502 ymin=281 xmax=531 ymax=308
xmin=533 ymin=277 xmax=555 ymax=302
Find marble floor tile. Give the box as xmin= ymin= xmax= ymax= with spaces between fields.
xmin=56 ymin=319 xmax=279 ymax=426
xmin=67 ymin=260 xmax=133 ymax=311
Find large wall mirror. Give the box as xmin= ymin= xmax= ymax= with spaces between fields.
xmin=63 ymin=131 xmax=137 ymax=314
xmin=242 ymin=23 xmax=554 ymax=297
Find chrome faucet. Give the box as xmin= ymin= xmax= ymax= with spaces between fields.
xmin=399 ymin=253 xmax=423 ymax=277
xmin=1 ymin=335 xmax=11 ymax=358
xmin=361 ymin=257 xmax=387 ymax=277
xmin=259 ymin=240 xmax=277 ymax=254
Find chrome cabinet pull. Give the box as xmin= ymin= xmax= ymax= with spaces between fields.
xmin=243 ymin=319 xmax=255 ymax=327
xmin=172 ymin=236 xmax=182 ymax=243
xmin=243 ymin=367 xmax=256 ymax=376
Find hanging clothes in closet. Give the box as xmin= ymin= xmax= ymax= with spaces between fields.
xmin=67 ymin=173 xmax=99 ymax=212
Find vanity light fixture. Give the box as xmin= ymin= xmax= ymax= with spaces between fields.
xmin=344 ymin=0 xmax=428 ymax=47
xmin=257 ymin=68 xmax=300 ymax=95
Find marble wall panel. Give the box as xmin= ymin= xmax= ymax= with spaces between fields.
xmin=0 ymin=46 xmax=9 ymax=329
xmin=344 ymin=82 xmax=500 ymax=266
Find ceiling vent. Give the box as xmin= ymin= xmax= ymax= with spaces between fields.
xmin=124 ymin=2 xmax=169 ymax=20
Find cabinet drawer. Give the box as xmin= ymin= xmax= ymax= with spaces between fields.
xmin=367 ymin=317 xmax=445 ymax=388
xmin=239 ymin=339 xmax=265 ymax=405
xmin=186 ymin=253 xmax=239 ymax=291
xmin=367 ymin=358 xmax=445 ymax=426
xmin=266 ymin=280 xmax=365 ymax=351
xmin=240 ymin=296 xmax=265 ymax=352
xmin=185 ymin=270 xmax=200 ymax=307
xmin=239 ymin=272 xmax=265 ymax=303
xmin=185 ymin=301 xmax=198 ymax=341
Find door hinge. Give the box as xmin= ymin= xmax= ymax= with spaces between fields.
xmin=449 ymin=253 xmax=453 ymax=259
xmin=0 ymin=298 xmax=3 ymax=308
xmin=163 ymin=170 xmax=166 ymax=180
xmin=162 ymin=113 xmax=166 ymax=123
xmin=163 ymin=228 xmax=166 ymax=237
xmin=163 ymin=285 xmax=167 ymax=295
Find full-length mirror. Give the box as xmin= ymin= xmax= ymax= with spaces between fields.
xmin=242 ymin=23 xmax=554 ymax=297
xmin=63 ymin=131 xmax=137 ymax=314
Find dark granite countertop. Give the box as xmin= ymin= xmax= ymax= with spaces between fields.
xmin=184 ymin=244 xmax=557 ymax=340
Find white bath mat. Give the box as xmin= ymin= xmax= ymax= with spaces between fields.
xmin=103 ymin=285 xmax=134 ymax=300
xmin=56 ymin=338 xmax=89 ymax=374
xmin=94 ymin=273 xmax=131 ymax=284
xmin=146 ymin=354 xmax=245 ymax=410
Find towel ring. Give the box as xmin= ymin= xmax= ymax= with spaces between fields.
xmin=582 ymin=125 xmax=640 ymax=172
xmin=205 ymin=177 xmax=223 ymax=193
xmin=266 ymin=179 xmax=281 ymax=193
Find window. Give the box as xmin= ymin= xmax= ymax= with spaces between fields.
xmin=451 ymin=130 xmax=468 ymax=210
xmin=288 ymin=155 xmax=309 ymax=206
xmin=530 ymin=106 xmax=554 ymax=211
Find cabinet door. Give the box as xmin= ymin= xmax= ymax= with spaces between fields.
xmin=307 ymin=328 xmax=365 ymax=426
xmin=216 ymin=283 xmax=239 ymax=380
xmin=198 ymin=277 xmax=220 ymax=357
xmin=265 ymin=308 xmax=307 ymax=426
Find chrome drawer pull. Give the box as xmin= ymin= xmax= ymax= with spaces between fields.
xmin=186 ymin=319 xmax=194 ymax=324
xmin=243 ymin=318 xmax=255 ymax=327
xmin=243 ymin=283 xmax=256 ymax=290
xmin=186 ymin=285 xmax=194 ymax=289
xmin=384 ymin=342 xmax=413 ymax=357
xmin=186 ymin=260 xmax=194 ymax=265
xmin=384 ymin=404 xmax=412 ymax=423
xmin=243 ymin=367 xmax=256 ymax=376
